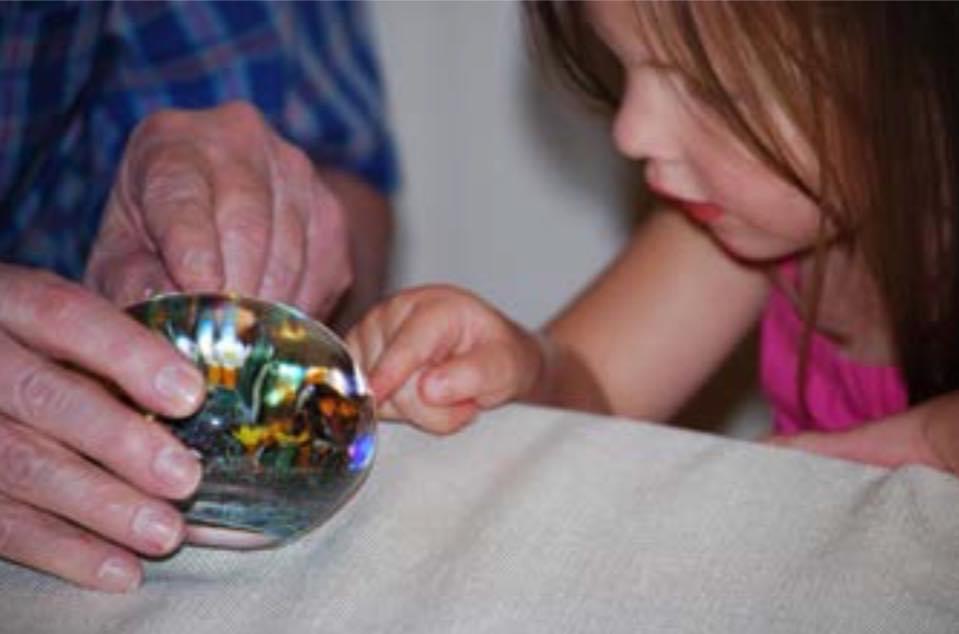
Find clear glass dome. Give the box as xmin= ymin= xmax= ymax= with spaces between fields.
xmin=127 ymin=293 xmax=376 ymax=549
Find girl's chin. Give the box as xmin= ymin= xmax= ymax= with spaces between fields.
xmin=708 ymin=230 xmax=809 ymax=265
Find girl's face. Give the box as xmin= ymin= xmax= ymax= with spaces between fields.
xmin=588 ymin=2 xmax=825 ymax=262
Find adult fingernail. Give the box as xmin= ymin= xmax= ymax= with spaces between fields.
xmin=132 ymin=505 xmax=183 ymax=553
xmin=153 ymin=445 xmax=201 ymax=492
xmin=154 ymin=364 xmax=204 ymax=413
xmin=180 ymin=249 xmax=221 ymax=290
xmin=97 ymin=557 xmax=141 ymax=593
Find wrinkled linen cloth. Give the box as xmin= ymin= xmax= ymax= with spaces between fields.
xmin=2 ymin=404 xmax=958 ymax=634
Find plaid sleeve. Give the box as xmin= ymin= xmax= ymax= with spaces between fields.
xmin=101 ymin=0 xmax=400 ymax=195
xmin=0 ymin=1 xmax=398 ymax=280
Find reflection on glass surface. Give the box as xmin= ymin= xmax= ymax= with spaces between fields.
xmin=127 ymin=293 xmax=376 ymax=549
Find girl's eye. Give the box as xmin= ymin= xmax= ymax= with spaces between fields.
xmin=679 ymin=74 xmax=748 ymax=114
xmin=635 ymin=62 xmax=723 ymax=107
xmin=678 ymin=74 xmax=723 ymax=104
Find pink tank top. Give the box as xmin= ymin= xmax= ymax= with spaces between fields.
xmin=760 ymin=270 xmax=908 ymax=434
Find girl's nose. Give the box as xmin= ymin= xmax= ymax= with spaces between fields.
xmin=611 ymin=71 xmax=682 ymax=163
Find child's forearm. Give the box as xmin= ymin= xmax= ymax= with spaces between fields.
xmin=523 ymin=332 xmax=614 ymax=415
xmin=766 ymin=395 xmax=959 ymax=474
xmin=917 ymin=393 xmax=959 ymax=474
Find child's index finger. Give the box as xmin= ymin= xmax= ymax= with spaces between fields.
xmin=369 ymin=308 xmax=463 ymax=404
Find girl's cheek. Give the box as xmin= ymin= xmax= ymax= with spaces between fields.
xmin=689 ymin=147 xmax=761 ymax=205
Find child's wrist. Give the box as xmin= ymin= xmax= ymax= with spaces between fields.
xmin=524 ymin=330 xmax=557 ymax=405
xmin=524 ymin=330 xmax=613 ymax=415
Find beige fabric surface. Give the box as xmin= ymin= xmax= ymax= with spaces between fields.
xmin=1 ymin=404 xmax=958 ymax=633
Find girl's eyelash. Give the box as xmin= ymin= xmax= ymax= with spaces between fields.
xmin=677 ymin=73 xmax=746 ymax=109
xmin=621 ymin=57 xmax=746 ymax=110
xmin=685 ymin=79 xmax=724 ymax=104
xmin=652 ymin=68 xmax=718 ymax=105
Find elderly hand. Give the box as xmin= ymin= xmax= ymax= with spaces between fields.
xmin=85 ymin=101 xmax=352 ymax=320
xmin=0 ymin=264 xmax=206 ymax=592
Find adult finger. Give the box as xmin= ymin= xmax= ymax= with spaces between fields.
xmin=0 ymin=267 xmax=204 ymax=419
xmin=87 ymin=249 xmax=177 ymax=308
xmin=258 ymin=140 xmax=308 ymax=305
xmin=0 ymin=332 xmax=201 ymax=499
xmin=213 ymin=160 xmax=274 ymax=297
xmin=135 ymin=142 xmax=226 ymax=293
xmin=258 ymin=195 xmax=305 ymax=305
xmin=0 ymin=492 xmax=143 ymax=593
xmin=0 ymin=418 xmax=186 ymax=558
xmin=84 ymin=189 xmax=175 ymax=305
xmin=295 ymin=177 xmax=352 ymax=320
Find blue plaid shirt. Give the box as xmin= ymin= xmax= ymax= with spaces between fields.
xmin=0 ymin=1 xmax=398 ymax=280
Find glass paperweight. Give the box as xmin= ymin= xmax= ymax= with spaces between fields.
xmin=127 ymin=293 xmax=376 ymax=549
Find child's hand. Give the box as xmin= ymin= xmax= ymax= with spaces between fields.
xmin=346 ymin=285 xmax=545 ymax=434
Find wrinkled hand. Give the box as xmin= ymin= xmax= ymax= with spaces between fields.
xmin=86 ymin=101 xmax=351 ymax=319
xmin=346 ymin=285 xmax=543 ymax=433
xmin=0 ymin=264 xmax=206 ymax=592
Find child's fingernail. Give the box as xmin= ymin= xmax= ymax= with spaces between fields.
xmin=369 ymin=374 xmax=389 ymax=400
xmin=425 ymin=375 xmax=450 ymax=402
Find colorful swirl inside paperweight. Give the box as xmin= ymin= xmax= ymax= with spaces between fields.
xmin=127 ymin=293 xmax=376 ymax=549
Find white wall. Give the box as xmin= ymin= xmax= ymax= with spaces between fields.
xmin=370 ymin=1 xmax=632 ymax=327
xmin=369 ymin=1 xmax=768 ymax=436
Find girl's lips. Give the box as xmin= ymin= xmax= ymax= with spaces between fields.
xmin=648 ymin=185 xmax=725 ymax=224
xmin=678 ymin=199 xmax=725 ymax=223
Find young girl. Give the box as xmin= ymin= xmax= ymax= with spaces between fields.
xmin=346 ymin=2 xmax=959 ymax=473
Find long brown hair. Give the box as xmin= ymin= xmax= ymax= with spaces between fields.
xmin=527 ymin=2 xmax=959 ymax=407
